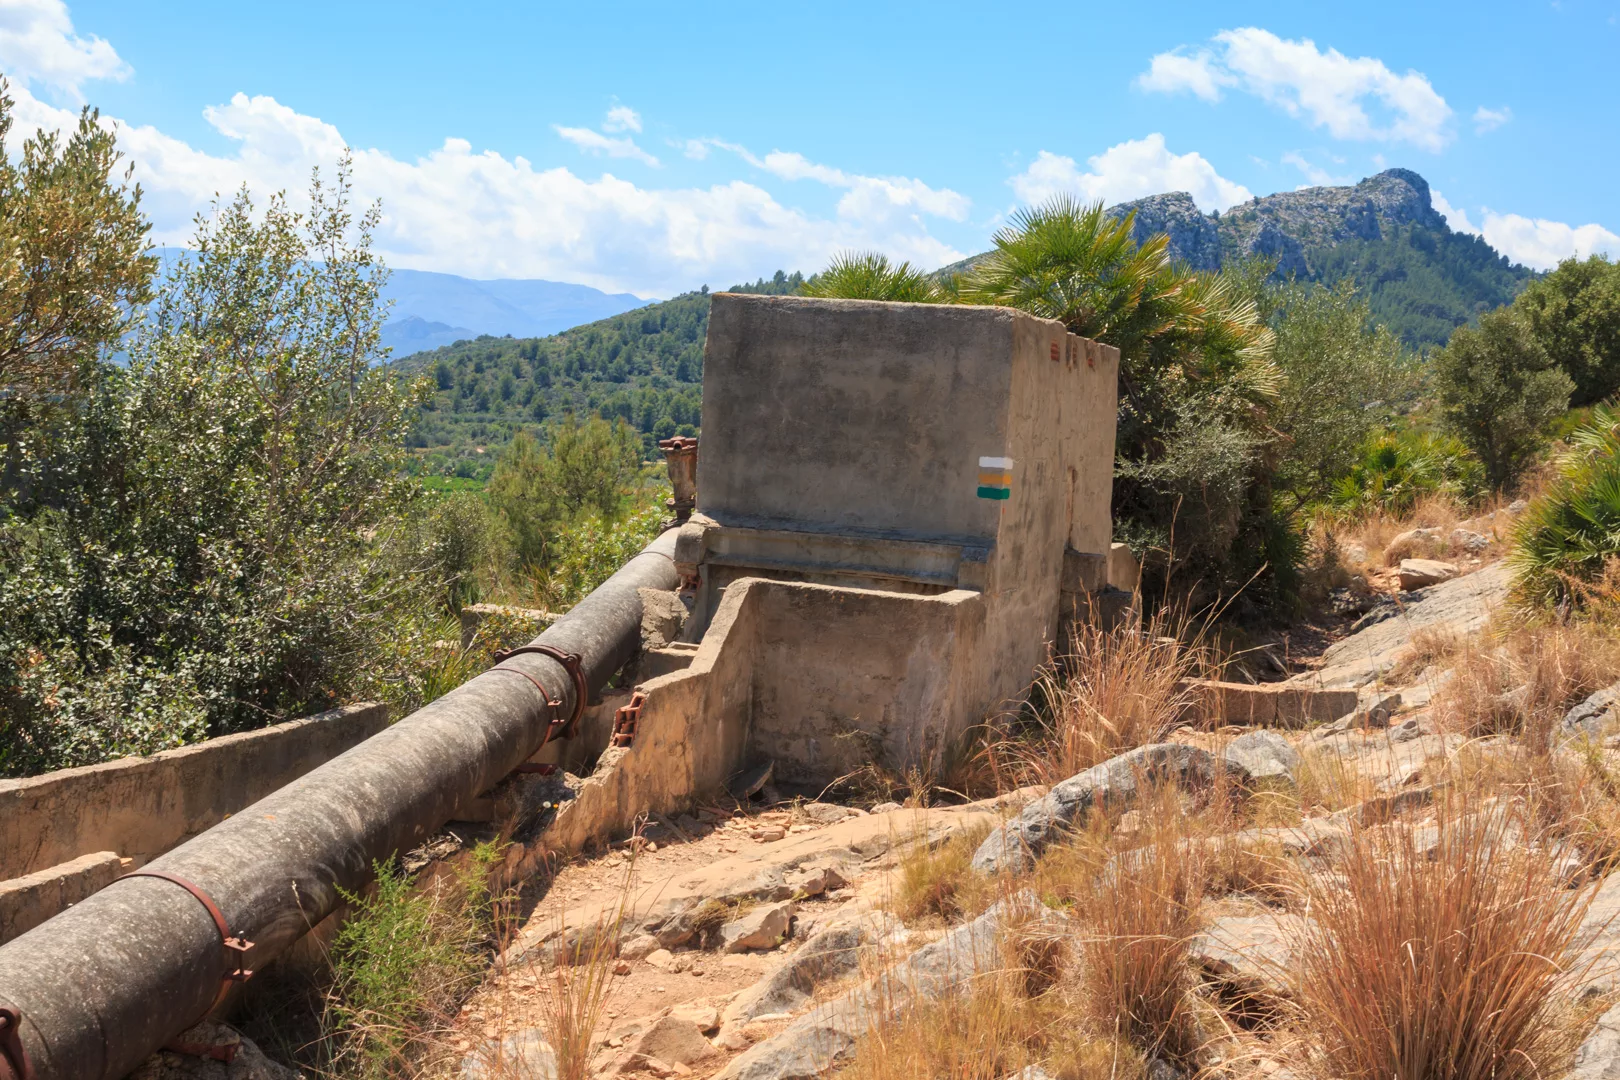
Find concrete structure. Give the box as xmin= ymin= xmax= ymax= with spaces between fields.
xmin=597 ymin=294 xmax=1120 ymax=803
xmin=0 ymin=702 xmax=388 ymax=943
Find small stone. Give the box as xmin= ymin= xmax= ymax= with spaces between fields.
xmin=625 ymin=1016 xmax=719 ymax=1067
xmin=798 ymin=802 xmax=854 ymax=825
xmin=1222 ymin=730 xmax=1300 ymax=783
xmin=751 ymin=825 xmax=787 ymax=842
xmin=1508 ymin=499 xmax=1529 ymax=514
xmin=1450 ymin=528 xmax=1490 ymax=553
xmin=784 ymin=864 xmax=847 ymax=897
xmin=1398 ymin=558 xmax=1460 ymax=591
xmin=668 ymin=954 xmax=694 ymax=973
xmin=711 ymin=1027 xmax=751 ymax=1051
xmin=870 ymin=801 xmax=901 ymax=814
xmin=721 ymin=900 xmax=797 ymax=952
xmin=670 ymin=1002 xmax=721 ymax=1033
xmin=619 ymin=933 xmax=660 ymax=962
xmin=613 ymin=959 xmax=632 ymax=975
xmin=789 ymin=824 xmax=816 ymax=834
xmin=645 ymin=948 xmax=674 ymax=970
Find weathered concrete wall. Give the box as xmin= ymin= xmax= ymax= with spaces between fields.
xmin=0 ymin=702 xmax=390 ymax=879
xmin=0 ymin=851 xmax=124 ymax=944
xmin=748 ymin=581 xmax=986 ymax=785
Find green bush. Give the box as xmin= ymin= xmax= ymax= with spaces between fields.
xmin=0 ymin=162 xmax=441 ymax=777
xmin=322 ymin=844 xmax=501 ymax=1078
xmin=1510 ymin=405 xmax=1620 ymax=607
xmin=1327 ymin=431 xmax=1485 ymax=519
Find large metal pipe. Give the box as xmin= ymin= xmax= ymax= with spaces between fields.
xmin=0 ymin=529 xmax=680 ymax=1080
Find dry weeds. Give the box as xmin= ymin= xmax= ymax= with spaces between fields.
xmin=1291 ymin=807 xmax=1596 ymax=1080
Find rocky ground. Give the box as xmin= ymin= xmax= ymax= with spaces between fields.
xmin=175 ymin=542 xmax=1620 ymax=1080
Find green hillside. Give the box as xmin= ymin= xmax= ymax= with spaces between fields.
xmin=396 ymin=272 xmax=803 ymax=480
xmin=1304 ymin=224 xmax=1531 ymax=347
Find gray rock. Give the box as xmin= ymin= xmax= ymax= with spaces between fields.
xmin=458 ymin=1028 xmax=555 ymax=1080
xmin=1450 ymin=528 xmax=1490 ymax=553
xmin=1107 ymin=192 xmax=1222 ymax=271
xmin=130 ymin=1023 xmax=302 ymax=1080
xmin=1398 ymin=558 xmax=1460 ymax=591
xmin=1146 ymin=1059 xmax=1184 ymax=1080
xmin=1508 ymin=499 xmax=1529 ymax=514
xmin=971 ymin=744 xmax=1230 ymax=875
xmin=870 ymin=801 xmax=901 ymax=814
xmin=722 ymin=899 xmax=797 ymax=952
xmin=1191 ymin=912 xmax=1305 ymax=1007
xmin=627 ymin=1015 xmax=720 ymax=1067
xmin=1572 ymin=1001 xmax=1620 ymax=1080
xmin=1389 ymin=715 xmax=1426 ymax=743
xmin=723 ymin=910 xmax=904 ymax=1029
xmin=1562 ymin=681 xmax=1620 ymax=746
xmin=798 ymin=802 xmax=854 ymax=825
xmin=716 ymin=894 xmax=1065 ymax=1080
xmin=1223 ymin=731 xmax=1300 ymax=783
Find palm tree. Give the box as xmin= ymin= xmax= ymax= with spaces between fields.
xmin=800 ymin=251 xmax=943 ymax=303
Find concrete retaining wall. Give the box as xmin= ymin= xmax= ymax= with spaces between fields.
xmin=0 ymin=702 xmax=390 ymax=881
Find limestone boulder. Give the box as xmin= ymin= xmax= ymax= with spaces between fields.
xmin=723 ymin=909 xmax=904 ymax=1030
xmin=722 ymin=899 xmax=797 ymax=952
xmin=457 ymin=1028 xmax=555 ymax=1080
xmin=1562 ymin=681 xmax=1620 ymax=746
xmin=1573 ymin=1001 xmax=1620 ymax=1080
xmin=626 ymin=1015 xmax=720 ymax=1067
xmin=1222 ymin=731 xmax=1300 ymax=784
xmin=1450 ymin=528 xmax=1490 ymax=554
xmin=130 ymin=1023 xmax=302 ymax=1080
xmin=716 ymin=894 xmax=1065 ymax=1080
xmin=1191 ymin=912 xmax=1305 ymax=1010
xmin=1384 ymin=527 xmax=1442 ymax=564
xmin=1398 ymin=559 xmax=1460 ymax=591
xmin=973 ymin=743 xmax=1231 ymax=876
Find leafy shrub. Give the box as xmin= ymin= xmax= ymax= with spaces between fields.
xmin=0 ymin=163 xmax=437 ymax=776
xmin=1512 ymin=404 xmax=1620 ymax=607
xmin=1327 ymin=430 xmax=1485 ymax=519
xmin=323 ymin=844 xmax=500 ymax=1078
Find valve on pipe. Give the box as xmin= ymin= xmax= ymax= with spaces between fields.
xmin=0 ymin=529 xmax=680 ymax=1080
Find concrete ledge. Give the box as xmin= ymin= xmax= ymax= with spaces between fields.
xmin=0 ymin=851 xmax=124 ymax=943
xmin=0 ymin=702 xmax=390 ymax=879
xmin=1188 ymin=680 xmax=1359 ymax=728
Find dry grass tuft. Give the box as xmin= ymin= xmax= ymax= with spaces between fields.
xmin=1291 ymin=808 xmax=1595 ymax=1080
xmin=994 ymin=609 xmax=1215 ymax=789
xmin=894 ymin=821 xmax=996 ymax=926
xmin=1077 ymin=831 xmax=1205 ymax=1066
xmin=1295 ymin=745 xmax=1376 ymax=813
xmin=1203 ymin=835 xmax=1299 ymax=906
xmin=1433 ymin=621 xmax=1620 ymax=746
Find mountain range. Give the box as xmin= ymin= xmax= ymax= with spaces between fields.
xmin=397 ymin=168 xmax=1535 ymax=471
xmin=376 ymin=269 xmax=652 ymax=357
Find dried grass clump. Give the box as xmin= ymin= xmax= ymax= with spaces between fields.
xmin=1078 ymin=833 xmax=1205 ymax=1066
xmin=1294 ymin=745 xmax=1375 ymax=813
xmin=1291 ymin=809 xmax=1595 ymax=1080
xmin=1203 ymin=836 xmax=1298 ymax=906
xmin=996 ymin=609 xmax=1214 ymax=789
xmin=1433 ymin=621 xmax=1620 ymax=745
xmin=894 ymin=821 xmax=995 ymax=926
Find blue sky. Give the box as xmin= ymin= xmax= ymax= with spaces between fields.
xmin=2 ymin=0 xmax=1616 ymax=297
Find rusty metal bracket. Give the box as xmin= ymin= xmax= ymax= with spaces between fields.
xmin=0 ymin=1003 xmax=33 ymax=1080
xmin=611 ymin=691 xmax=647 ymax=747
xmin=118 ymin=870 xmax=253 ymax=1005
xmin=492 ymin=644 xmax=588 ymax=740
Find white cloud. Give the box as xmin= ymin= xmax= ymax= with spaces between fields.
xmin=1139 ymin=28 xmax=1454 ymax=151
xmin=1481 ymin=210 xmax=1619 ymax=270
xmin=0 ymin=0 xmax=127 ymax=98
xmin=4 ymin=78 xmax=966 ymax=297
xmin=603 ymin=104 xmax=641 ymax=133
xmin=1473 ymin=105 xmax=1512 ymax=133
xmin=553 ymin=124 xmax=659 ymax=167
xmin=690 ymin=139 xmax=971 ymax=225
xmin=1009 ymin=134 xmax=1252 ymax=212
xmin=1135 ymin=50 xmax=1234 ymax=102
xmin=1429 ymin=189 xmax=1480 ymax=235
xmin=1281 ymin=151 xmax=1348 ymax=187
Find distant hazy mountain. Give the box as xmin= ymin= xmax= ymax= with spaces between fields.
xmin=379 ymin=268 xmax=652 ymax=357
xmin=940 ymin=170 xmax=1533 ymax=348
xmin=151 ymin=249 xmax=653 ymax=360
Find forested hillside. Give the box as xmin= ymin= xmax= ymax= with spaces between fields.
xmin=395 ymin=272 xmax=803 ymax=480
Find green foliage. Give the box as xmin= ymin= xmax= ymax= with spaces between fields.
xmin=0 ymin=81 xmax=154 ymax=416
xmin=486 ymin=417 xmax=643 ymax=570
xmin=1303 ymin=224 xmax=1532 ymax=349
xmin=1510 ymin=405 xmax=1620 ymax=607
xmin=1434 ymin=308 xmax=1573 ymax=490
xmin=1263 ymin=278 xmax=1417 ymax=513
xmin=0 ymin=162 xmax=439 ymax=777
xmin=395 ymin=271 xmax=803 ymax=474
xmin=1328 ymin=430 xmax=1486 ymax=518
xmin=324 ymin=844 xmax=500 ymax=1078
xmin=524 ymin=488 xmax=666 ymax=612
xmin=800 ymin=251 xmax=943 ymax=302
xmin=1514 ymin=255 xmax=1620 ymax=407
